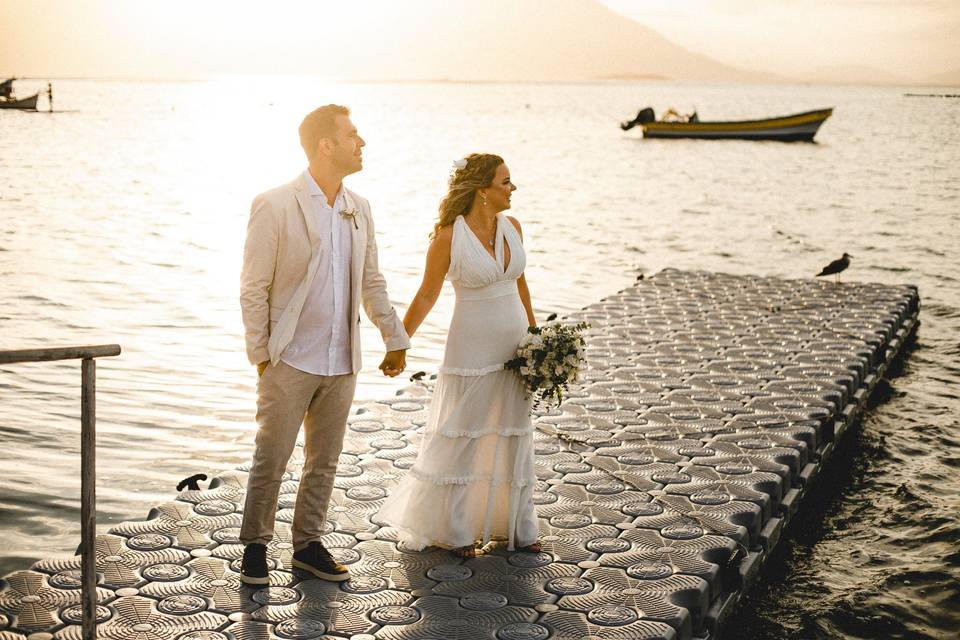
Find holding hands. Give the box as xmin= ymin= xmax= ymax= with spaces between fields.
xmin=379 ymin=349 xmax=407 ymax=377
xmin=257 ymin=351 xmax=406 ymax=378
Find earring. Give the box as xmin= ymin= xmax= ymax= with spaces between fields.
xmin=481 ymin=192 xmax=488 ymax=207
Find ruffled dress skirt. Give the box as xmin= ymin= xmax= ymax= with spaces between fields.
xmin=376 ymin=280 xmax=539 ymax=550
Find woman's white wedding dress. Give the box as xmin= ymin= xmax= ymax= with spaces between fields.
xmin=376 ymin=213 xmax=539 ymax=550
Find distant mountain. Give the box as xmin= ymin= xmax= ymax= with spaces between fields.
xmin=923 ymin=69 xmax=960 ymax=87
xmin=0 ymin=0 xmax=780 ymax=83
xmin=347 ymin=0 xmax=778 ymax=83
xmin=807 ymin=65 xmax=912 ymax=86
xmin=804 ymin=64 xmax=960 ymax=87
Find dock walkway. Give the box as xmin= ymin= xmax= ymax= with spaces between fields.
xmin=0 ymin=269 xmax=919 ymax=640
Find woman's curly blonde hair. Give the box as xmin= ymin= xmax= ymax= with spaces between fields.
xmin=432 ymin=153 xmax=504 ymax=238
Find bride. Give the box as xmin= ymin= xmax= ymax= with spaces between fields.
xmin=376 ymin=153 xmax=542 ymax=557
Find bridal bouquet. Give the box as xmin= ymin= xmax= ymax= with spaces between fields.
xmin=505 ymin=322 xmax=589 ymax=409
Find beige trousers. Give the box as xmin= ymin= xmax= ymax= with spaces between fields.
xmin=239 ymin=361 xmax=357 ymax=550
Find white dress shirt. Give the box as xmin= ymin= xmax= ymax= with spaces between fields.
xmin=280 ymin=171 xmax=353 ymax=376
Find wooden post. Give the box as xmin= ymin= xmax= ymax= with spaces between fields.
xmin=80 ymin=358 xmax=96 ymax=640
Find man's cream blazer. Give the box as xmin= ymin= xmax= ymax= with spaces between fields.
xmin=240 ymin=173 xmax=410 ymax=372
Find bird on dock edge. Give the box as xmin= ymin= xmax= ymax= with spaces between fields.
xmin=816 ymin=253 xmax=852 ymax=283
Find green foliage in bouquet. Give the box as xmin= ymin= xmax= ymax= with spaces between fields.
xmin=505 ymin=321 xmax=589 ymax=409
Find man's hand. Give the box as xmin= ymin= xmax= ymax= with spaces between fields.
xmin=257 ymin=361 xmax=269 ymax=377
xmin=379 ymin=349 xmax=407 ymax=377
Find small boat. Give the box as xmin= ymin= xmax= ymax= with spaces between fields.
xmin=621 ymin=106 xmax=833 ymax=142
xmin=0 ymin=93 xmax=39 ymax=110
xmin=0 ymin=77 xmax=39 ymax=111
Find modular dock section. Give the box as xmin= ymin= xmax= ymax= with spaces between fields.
xmin=0 ymin=269 xmax=919 ymax=640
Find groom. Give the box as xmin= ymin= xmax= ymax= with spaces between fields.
xmin=238 ymin=104 xmax=409 ymax=585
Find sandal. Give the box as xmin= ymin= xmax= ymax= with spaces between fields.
xmin=517 ymin=541 xmax=542 ymax=553
xmin=451 ymin=545 xmax=478 ymax=558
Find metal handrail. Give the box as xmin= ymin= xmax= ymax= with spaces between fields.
xmin=0 ymin=344 xmax=121 ymax=640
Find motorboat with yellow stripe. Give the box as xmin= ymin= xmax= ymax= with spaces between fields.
xmin=621 ymin=106 xmax=833 ymax=142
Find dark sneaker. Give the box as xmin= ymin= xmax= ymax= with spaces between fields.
xmin=240 ymin=543 xmax=269 ymax=585
xmin=292 ymin=541 xmax=350 ymax=581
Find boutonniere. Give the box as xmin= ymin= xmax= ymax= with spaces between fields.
xmin=340 ymin=208 xmax=359 ymax=229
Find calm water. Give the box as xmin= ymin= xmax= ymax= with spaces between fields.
xmin=1 ymin=79 xmax=958 ymax=638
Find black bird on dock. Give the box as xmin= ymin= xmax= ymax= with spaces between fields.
xmin=816 ymin=253 xmax=852 ymax=283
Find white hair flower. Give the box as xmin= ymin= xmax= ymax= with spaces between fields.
xmin=452 ymin=158 xmax=468 ymax=170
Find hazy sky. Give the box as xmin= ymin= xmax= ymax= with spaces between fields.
xmin=1 ymin=0 xmax=957 ymax=83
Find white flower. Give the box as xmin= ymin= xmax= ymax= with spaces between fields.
xmin=530 ymin=334 xmax=543 ymax=347
xmin=340 ymin=208 xmax=359 ymax=229
xmin=452 ymin=158 xmax=468 ymax=170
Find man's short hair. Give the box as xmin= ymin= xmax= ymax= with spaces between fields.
xmin=299 ymin=104 xmax=350 ymax=160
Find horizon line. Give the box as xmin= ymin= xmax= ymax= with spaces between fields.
xmin=2 ymin=73 xmax=958 ymax=89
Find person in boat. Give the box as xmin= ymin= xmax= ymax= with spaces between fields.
xmin=662 ymin=108 xmax=698 ymax=123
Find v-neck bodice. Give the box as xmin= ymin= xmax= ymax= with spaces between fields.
xmin=447 ymin=214 xmax=525 ymax=290
xmin=463 ymin=214 xmax=510 ymax=273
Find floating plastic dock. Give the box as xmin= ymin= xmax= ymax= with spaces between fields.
xmin=0 ymin=269 xmax=919 ymax=640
